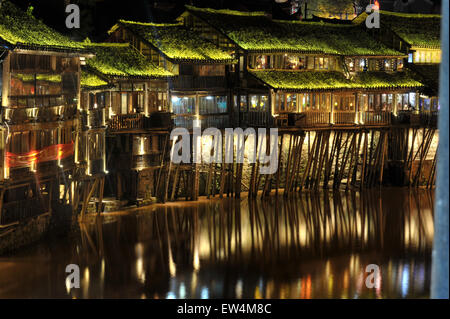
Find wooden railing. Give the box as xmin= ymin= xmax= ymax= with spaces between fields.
xmin=273 ymin=111 xmax=391 ymax=127
xmin=394 ymin=111 xmax=438 ymax=127
xmin=3 ymin=105 xmax=77 ymax=123
xmin=245 ymin=111 xmax=272 ymax=127
xmin=360 ymin=111 xmax=391 ymax=125
xmin=420 ymin=111 xmax=438 ymax=127
xmin=334 ymin=111 xmax=356 ymax=125
xmin=109 ymin=114 xmax=146 ymax=131
xmin=302 ymin=111 xmax=331 ymax=127
xmin=173 ymin=114 xmax=230 ymax=129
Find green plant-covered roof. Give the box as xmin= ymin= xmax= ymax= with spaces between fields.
xmin=308 ymin=0 xmax=355 ymax=19
xmin=353 ymin=71 xmax=424 ymax=89
xmin=83 ymin=42 xmax=174 ymax=79
xmin=81 ymin=69 xmax=111 ymax=89
xmin=186 ymin=6 xmax=403 ymax=57
xmin=186 ymin=5 xmax=318 ymax=53
xmin=110 ymin=20 xmax=235 ymax=63
xmin=276 ymin=20 xmax=404 ymax=56
xmin=0 ymin=1 xmax=85 ymax=52
xmin=250 ymin=70 xmax=424 ymax=91
xmin=353 ymin=11 xmax=441 ymax=49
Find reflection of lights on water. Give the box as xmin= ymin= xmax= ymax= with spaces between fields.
xmin=201 ymin=287 xmax=209 ymax=299
xmin=191 ymin=272 xmax=198 ymax=295
xmin=305 ymin=275 xmax=311 ymax=299
xmin=136 ymin=258 xmax=145 ymax=284
xmin=325 ymin=260 xmax=330 ymax=276
xmin=328 ymin=275 xmax=333 ymax=297
xmin=258 ymin=278 xmax=263 ymax=293
xmin=179 ymin=283 xmax=186 ymax=299
xmin=355 ymin=272 xmax=364 ymax=299
xmin=254 ymin=286 xmax=262 ymax=299
xmin=235 ymin=279 xmax=243 ymax=298
xmin=296 ymin=279 xmax=302 ymax=298
xmin=136 ymin=243 xmax=145 ymax=283
xmin=101 ymin=259 xmax=105 ymax=284
xmin=416 ymin=263 xmax=425 ymax=291
xmin=65 ymin=277 xmax=72 ymax=295
xmin=193 ymin=249 xmax=200 ymax=272
xmin=168 ymin=250 xmax=176 ymax=278
xmin=135 ymin=243 xmax=144 ymax=257
xmin=166 ymin=292 xmax=176 ymax=299
xmin=401 ymin=265 xmax=409 ymax=298
xmin=83 ymin=267 xmax=90 ymax=299
xmin=84 ymin=267 xmax=90 ymax=283
xmin=375 ymin=268 xmax=382 ymax=299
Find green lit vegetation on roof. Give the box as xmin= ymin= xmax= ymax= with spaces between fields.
xmin=354 ymin=71 xmax=424 ymax=89
xmin=83 ymin=42 xmax=174 ymax=78
xmin=308 ymin=0 xmax=355 ymax=18
xmin=114 ymin=20 xmax=235 ymax=63
xmin=276 ymin=20 xmax=404 ymax=56
xmin=186 ymin=6 xmax=316 ymax=53
xmin=353 ymin=11 xmax=441 ymax=48
xmin=250 ymin=70 xmax=423 ymax=91
xmin=81 ymin=70 xmax=110 ymax=89
xmin=186 ymin=5 xmax=267 ymax=17
xmin=0 ymin=1 xmax=84 ymax=51
xmin=186 ymin=6 xmax=403 ymax=56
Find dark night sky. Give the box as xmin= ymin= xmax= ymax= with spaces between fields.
xmin=7 ymin=0 xmax=442 ymax=41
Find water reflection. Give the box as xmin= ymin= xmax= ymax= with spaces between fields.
xmin=0 ymin=189 xmax=434 ymax=298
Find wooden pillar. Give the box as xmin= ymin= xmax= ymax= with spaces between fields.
xmin=1 ymin=52 xmax=10 ymax=108
xmin=102 ymin=131 xmax=106 ymax=173
xmin=415 ymin=91 xmax=420 ymax=113
xmin=144 ymin=82 xmax=149 ymax=116
xmin=393 ymin=92 xmax=398 ymax=116
xmin=269 ymin=89 xmax=275 ymax=126
xmin=77 ymin=56 xmax=81 ymax=111
xmin=330 ymin=93 xmax=334 ymax=124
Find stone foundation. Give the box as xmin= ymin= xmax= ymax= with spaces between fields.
xmin=0 ymin=214 xmax=50 ymax=255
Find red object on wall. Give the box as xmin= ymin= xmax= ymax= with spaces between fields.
xmin=6 ymin=142 xmax=74 ymax=168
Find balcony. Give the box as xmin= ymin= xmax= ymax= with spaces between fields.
xmin=241 ymin=111 xmax=273 ymax=128
xmin=109 ymin=114 xmax=148 ymax=131
xmin=359 ymin=111 xmax=391 ymax=126
xmin=3 ymin=105 xmax=77 ymax=124
xmin=108 ymin=113 xmax=173 ymax=132
xmin=334 ymin=111 xmax=357 ymax=125
xmin=393 ymin=111 xmax=438 ymax=128
xmin=298 ymin=111 xmax=331 ymax=127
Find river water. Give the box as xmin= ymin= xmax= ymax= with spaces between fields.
xmin=0 ymin=189 xmax=434 ymax=299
